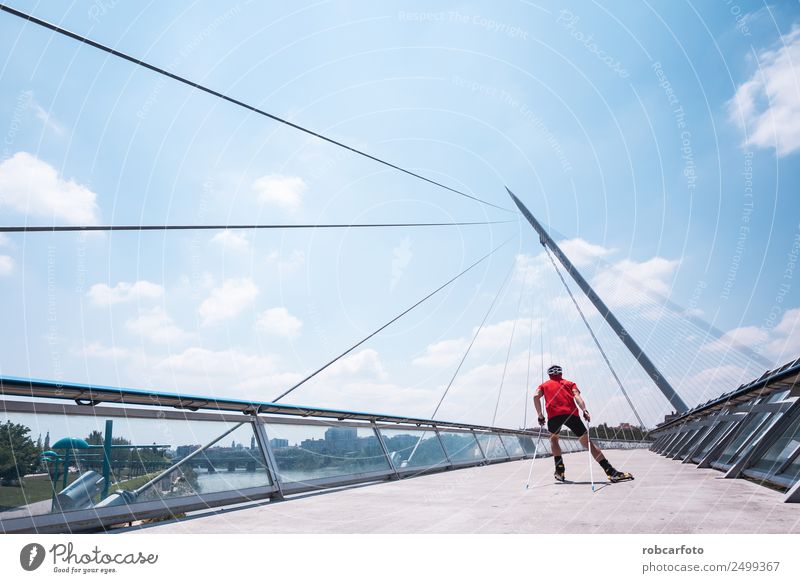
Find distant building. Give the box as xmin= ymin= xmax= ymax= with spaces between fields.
xmin=270 ymin=438 xmax=289 ymax=449
xmin=324 ymin=427 xmax=358 ymax=453
xmin=176 ymin=444 xmax=201 ymax=458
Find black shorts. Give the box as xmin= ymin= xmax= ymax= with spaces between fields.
xmin=547 ymin=414 xmax=586 ymax=437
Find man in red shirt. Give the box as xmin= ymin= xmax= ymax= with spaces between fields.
xmin=534 ymin=364 xmax=633 ymax=483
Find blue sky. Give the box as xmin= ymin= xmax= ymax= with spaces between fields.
xmin=0 ymin=1 xmax=798 ymax=428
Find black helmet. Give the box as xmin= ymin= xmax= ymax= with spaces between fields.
xmin=547 ymin=364 xmax=562 ymax=376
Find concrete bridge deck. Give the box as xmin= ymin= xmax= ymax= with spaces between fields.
xmin=123 ymin=450 xmax=800 ymax=534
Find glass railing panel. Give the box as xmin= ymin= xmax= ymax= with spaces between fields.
xmin=675 ymin=428 xmax=709 ymax=458
xmin=0 ymin=411 xmax=269 ymax=520
xmin=499 ymin=435 xmax=524 ymax=457
xmin=379 ymin=429 xmax=447 ymax=469
xmin=690 ymin=422 xmax=731 ymax=463
xmin=519 ymin=435 xmax=537 ymax=455
xmin=538 ymin=438 xmax=552 ymax=456
xmin=438 ymin=431 xmax=483 ymax=464
xmin=476 ymin=433 xmax=507 ymax=459
xmin=713 ymin=412 xmax=771 ymax=468
xmin=667 ymin=431 xmax=694 ymax=456
xmin=746 ymin=410 xmax=800 ymax=478
xmin=776 ymin=456 xmax=800 ymax=485
xmin=265 ymin=423 xmax=390 ymax=482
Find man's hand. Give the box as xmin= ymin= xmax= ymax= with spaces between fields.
xmin=582 ymin=409 xmax=591 ymax=422
xmin=537 ymin=415 xmax=545 ymax=426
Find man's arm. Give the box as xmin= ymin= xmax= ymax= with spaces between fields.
xmin=572 ymin=388 xmax=590 ymax=421
xmin=534 ymin=388 xmax=545 ymax=425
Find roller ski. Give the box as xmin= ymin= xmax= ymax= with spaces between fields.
xmin=554 ymin=457 xmax=566 ymax=482
xmin=605 ymin=468 xmax=634 ymax=483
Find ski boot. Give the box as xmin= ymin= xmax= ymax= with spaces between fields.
xmin=554 ymin=459 xmax=566 ymax=482
xmin=605 ymin=468 xmax=634 ymax=483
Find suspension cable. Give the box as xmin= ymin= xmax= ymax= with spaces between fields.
xmin=0 ymin=4 xmax=512 ymax=213
xmin=491 ymin=271 xmax=528 ymax=426
xmin=0 ymin=220 xmax=512 ymax=233
xmin=543 ymin=245 xmax=647 ymax=429
xmin=428 ymin=259 xmax=516 ymax=420
xmin=271 ymin=236 xmax=515 ymax=402
xmin=522 ymin=288 xmax=536 ymax=429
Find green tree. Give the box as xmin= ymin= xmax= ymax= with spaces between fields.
xmin=86 ymin=430 xmax=104 ymax=446
xmin=0 ymin=421 xmax=40 ymax=486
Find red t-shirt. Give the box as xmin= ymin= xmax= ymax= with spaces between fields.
xmin=537 ymin=377 xmax=580 ymax=417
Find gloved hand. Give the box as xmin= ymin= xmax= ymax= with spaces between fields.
xmin=583 ymin=410 xmax=591 ymax=422
xmin=537 ymin=415 xmax=545 ymax=426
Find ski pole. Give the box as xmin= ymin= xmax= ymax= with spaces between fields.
xmin=525 ymin=425 xmax=544 ymax=489
xmin=585 ymin=416 xmax=595 ymax=492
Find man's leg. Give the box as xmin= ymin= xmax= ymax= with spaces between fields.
xmin=550 ymin=433 xmax=562 ymax=457
xmin=579 ymin=433 xmax=605 ymax=461
xmin=550 ymin=433 xmax=566 ymax=481
xmin=577 ymin=429 xmax=633 ymax=482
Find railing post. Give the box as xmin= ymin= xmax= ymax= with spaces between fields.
xmin=472 ymin=430 xmax=487 ymax=463
xmin=372 ymin=422 xmax=399 ymax=480
xmin=497 ymin=433 xmax=511 ymax=459
xmin=254 ymin=420 xmax=284 ymax=499
xmin=433 ymin=426 xmax=452 ymax=467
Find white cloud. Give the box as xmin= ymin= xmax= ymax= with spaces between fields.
xmin=593 ymin=256 xmax=679 ymax=307
xmin=0 ymin=234 xmax=9 ymax=246
xmin=266 ymin=249 xmax=305 ymax=276
xmin=766 ymin=307 xmax=800 ymax=361
xmin=514 ymin=253 xmax=542 ymax=283
xmin=34 ymin=104 xmax=65 ymax=136
xmin=413 ymin=318 xmax=535 ymax=368
xmin=326 ymin=348 xmax=387 ymax=380
xmin=198 ymin=277 xmax=259 ymax=325
xmin=211 ymin=230 xmax=249 ymax=252
xmin=252 ymin=173 xmax=307 ymax=211
xmin=125 ymin=306 xmax=192 ymax=344
xmin=728 ymin=26 xmax=800 ymax=156
xmin=0 ymin=255 xmax=13 ymax=276
xmin=87 ymin=280 xmax=164 ymax=306
xmin=413 ymin=337 xmax=470 ymax=368
xmin=154 ymin=346 xmax=300 ymax=394
xmin=79 ymin=342 xmax=134 ymax=359
xmin=256 ymin=307 xmax=302 ymax=338
xmin=703 ymin=325 xmax=769 ymax=354
xmin=703 ymin=308 xmax=800 ymax=366
xmin=0 ymin=152 xmax=99 ymax=224
xmin=559 ymin=238 xmax=614 ymax=267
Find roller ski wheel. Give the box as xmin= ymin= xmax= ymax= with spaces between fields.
xmin=606 ymin=469 xmax=634 ymax=483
